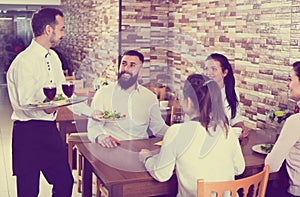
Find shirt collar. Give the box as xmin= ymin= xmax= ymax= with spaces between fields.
xmin=30 ymin=39 xmax=50 ymax=58
xmin=116 ymin=82 xmax=141 ymax=93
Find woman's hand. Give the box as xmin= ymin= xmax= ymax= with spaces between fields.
xmin=233 ymin=122 xmax=249 ymax=138
xmin=139 ymin=149 xmax=153 ymax=163
xmin=240 ymin=125 xmax=249 ymax=138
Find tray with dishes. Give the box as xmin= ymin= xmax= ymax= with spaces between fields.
xmin=252 ymin=143 xmax=274 ymax=155
xmin=21 ymin=95 xmax=88 ymax=110
xmin=92 ymin=110 xmax=126 ymax=122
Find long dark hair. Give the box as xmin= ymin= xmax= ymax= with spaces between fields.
xmin=206 ymin=53 xmax=238 ymax=119
xmin=292 ymin=61 xmax=300 ymax=79
xmin=183 ymin=74 xmax=229 ymax=134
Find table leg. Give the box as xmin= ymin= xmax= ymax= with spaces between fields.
xmin=108 ymin=184 xmax=123 ymax=197
xmin=82 ymin=156 xmax=93 ymax=197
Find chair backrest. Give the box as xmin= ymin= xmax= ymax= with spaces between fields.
xmin=170 ymin=105 xmax=184 ymax=125
xmin=148 ymin=86 xmax=166 ymax=101
xmin=197 ymin=165 xmax=269 ymax=197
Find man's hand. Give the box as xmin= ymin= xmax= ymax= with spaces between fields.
xmin=96 ymin=134 xmax=120 ymax=148
xmin=44 ymin=107 xmax=58 ymax=114
xmin=92 ymin=110 xmax=104 ymax=119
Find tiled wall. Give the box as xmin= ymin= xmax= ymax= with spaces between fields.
xmin=60 ymin=0 xmax=300 ymax=130
xmin=60 ymin=0 xmax=120 ymax=87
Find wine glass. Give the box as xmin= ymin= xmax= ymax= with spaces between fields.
xmin=43 ymin=84 xmax=57 ymax=105
xmin=62 ymin=82 xmax=75 ymax=102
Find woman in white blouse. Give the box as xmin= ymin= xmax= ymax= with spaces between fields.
xmin=204 ymin=53 xmax=248 ymax=138
xmin=139 ymin=74 xmax=245 ymax=197
xmin=265 ymin=61 xmax=300 ymax=197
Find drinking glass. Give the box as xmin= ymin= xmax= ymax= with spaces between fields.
xmin=62 ymin=82 xmax=75 ymax=102
xmin=43 ymin=84 xmax=57 ymax=104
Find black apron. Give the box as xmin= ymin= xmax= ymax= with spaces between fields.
xmin=12 ymin=120 xmax=67 ymax=176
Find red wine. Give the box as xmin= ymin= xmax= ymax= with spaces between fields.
xmin=43 ymin=87 xmax=57 ymax=101
xmin=62 ymin=84 xmax=74 ymax=98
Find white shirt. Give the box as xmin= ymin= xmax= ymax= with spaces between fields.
xmin=7 ymin=40 xmax=66 ymax=121
xmin=265 ymin=112 xmax=300 ymax=196
xmin=87 ymin=83 xmax=167 ymax=142
xmin=221 ymin=87 xmax=243 ymax=126
xmin=145 ymin=121 xmax=245 ymax=197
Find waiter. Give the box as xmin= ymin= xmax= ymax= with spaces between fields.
xmin=6 ymin=8 xmax=74 ymax=197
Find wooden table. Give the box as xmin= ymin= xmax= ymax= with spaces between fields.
xmin=76 ymin=129 xmax=278 ymax=197
xmin=239 ymin=129 xmax=278 ymax=178
xmin=56 ymin=106 xmax=88 ymax=142
xmin=77 ymin=137 xmax=178 ymax=197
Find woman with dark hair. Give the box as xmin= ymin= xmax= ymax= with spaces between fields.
xmin=139 ymin=74 xmax=245 ymax=197
xmin=265 ymin=61 xmax=300 ymax=197
xmin=204 ymin=53 xmax=248 ymax=138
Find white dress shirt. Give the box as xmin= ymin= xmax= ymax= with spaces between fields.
xmin=87 ymin=83 xmax=167 ymax=141
xmin=265 ymin=112 xmax=300 ymax=196
xmin=145 ymin=121 xmax=245 ymax=197
xmin=7 ymin=39 xmax=66 ymax=121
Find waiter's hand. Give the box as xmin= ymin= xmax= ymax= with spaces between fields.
xmin=44 ymin=107 xmax=58 ymax=114
xmin=96 ymin=134 xmax=120 ymax=148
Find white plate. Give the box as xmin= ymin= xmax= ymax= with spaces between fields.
xmin=252 ymin=144 xmax=274 ymax=155
xmin=21 ymin=96 xmax=88 ymax=110
xmin=160 ymin=106 xmax=170 ymax=110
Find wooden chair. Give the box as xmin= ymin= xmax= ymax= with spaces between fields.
xmin=197 ymin=165 xmax=269 ymax=197
xmin=148 ymin=86 xmax=166 ymax=101
xmin=68 ymin=133 xmax=108 ymax=196
xmin=170 ymin=105 xmax=184 ymax=125
xmin=67 ymin=132 xmax=90 ymax=192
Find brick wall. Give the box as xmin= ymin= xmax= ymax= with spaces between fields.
xmin=60 ymin=0 xmax=120 ymax=87
xmin=60 ymin=0 xmax=300 ymax=129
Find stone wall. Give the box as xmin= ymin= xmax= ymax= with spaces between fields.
xmin=60 ymin=0 xmax=120 ymax=87
xmin=60 ymin=0 xmax=300 ymax=129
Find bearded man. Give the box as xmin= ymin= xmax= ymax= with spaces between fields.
xmin=87 ymin=50 xmax=168 ymax=148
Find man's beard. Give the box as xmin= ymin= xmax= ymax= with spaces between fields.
xmin=50 ymin=33 xmax=63 ymax=47
xmin=118 ymin=71 xmax=139 ymax=90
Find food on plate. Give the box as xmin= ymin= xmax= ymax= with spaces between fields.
xmin=99 ymin=110 xmax=126 ymax=120
xmin=260 ymin=144 xmax=274 ymax=153
xmin=44 ymin=93 xmax=66 ymax=102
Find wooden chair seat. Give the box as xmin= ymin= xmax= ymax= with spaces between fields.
xmin=197 ymin=165 xmax=269 ymax=197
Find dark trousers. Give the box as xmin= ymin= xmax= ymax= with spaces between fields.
xmin=16 ymin=159 xmax=74 ymax=197
xmin=12 ymin=120 xmax=74 ymax=197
